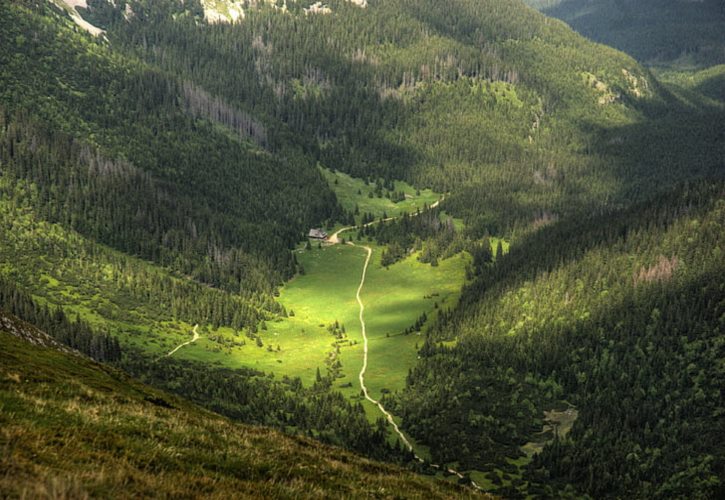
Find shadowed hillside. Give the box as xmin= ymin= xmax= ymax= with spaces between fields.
xmin=524 ymin=0 xmax=725 ymax=68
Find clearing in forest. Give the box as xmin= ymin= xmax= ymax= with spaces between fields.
xmin=166 ymin=171 xmax=467 ymax=423
xmin=320 ymin=166 xmax=441 ymax=225
xmin=221 ymin=242 xmax=469 ymax=399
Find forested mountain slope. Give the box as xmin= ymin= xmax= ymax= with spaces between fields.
xmin=1 ymin=1 xmax=341 ymax=298
xmin=0 ymin=316 xmax=480 ymax=499
xmin=524 ymin=0 xmax=725 ymax=68
xmin=4 ymin=0 xmax=720 ymax=306
xmin=105 ymin=0 xmax=722 ymax=234
xmin=0 ymin=1 xmax=414 ymax=472
xmin=396 ymin=180 xmax=725 ymax=497
xmin=0 ymin=257 xmax=414 ymax=465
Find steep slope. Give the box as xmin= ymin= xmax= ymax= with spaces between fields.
xmin=0 ymin=271 xmax=413 ymax=465
xmin=1 ymin=1 xmax=341 ymax=296
xmin=524 ymin=0 xmax=725 ymax=68
xmin=0 ymin=315 xmax=483 ymax=498
xmin=104 ymin=0 xmax=722 ymax=235
xmin=396 ymin=181 xmax=725 ymax=497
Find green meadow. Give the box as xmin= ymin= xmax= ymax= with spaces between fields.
xmin=169 ymin=169 xmax=468 ymax=429
xmin=320 ymin=166 xmax=441 ymax=224
xmin=160 ymin=238 xmax=470 ymax=458
xmin=357 ymin=246 xmax=469 ymax=398
xmin=176 ymin=242 xmax=469 ymax=404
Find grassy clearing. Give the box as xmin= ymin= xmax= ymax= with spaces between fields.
xmin=216 ymin=244 xmax=365 ymax=384
xmin=170 ymin=169 xmax=466 ymax=404
xmin=208 ymin=240 xmax=469 ymax=456
xmin=320 ymin=166 xmax=441 ymax=225
xmin=521 ymin=405 xmax=578 ymax=458
xmin=0 ymin=193 xmax=469 ymax=410
xmin=177 ymin=243 xmax=469 ymax=403
xmin=359 ymin=247 xmax=470 ymax=399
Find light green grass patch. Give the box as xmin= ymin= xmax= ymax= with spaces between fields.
xmin=320 ymin=166 xmax=441 ymax=224
xmin=490 ymin=236 xmax=510 ymax=258
xmin=182 ymin=244 xmax=365 ymax=385
xmin=186 ymin=242 xmax=468 ymax=428
xmin=0 ymin=178 xmax=470 ymax=450
xmin=485 ymin=81 xmax=524 ymax=108
xmin=360 ymin=248 xmax=469 ymax=399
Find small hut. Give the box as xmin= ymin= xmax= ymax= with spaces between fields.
xmin=308 ymin=228 xmax=328 ymax=240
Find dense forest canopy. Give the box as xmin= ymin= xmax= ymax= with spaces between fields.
xmin=397 ymin=180 xmax=725 ymax=497
xmin=1 ymin=2 xmax=343 ymax=297
xmin=107 ymin=0 xmax=723 ymax=234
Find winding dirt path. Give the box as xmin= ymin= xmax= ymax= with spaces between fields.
xmin=166 ymin=324 xmax=200 ymax=357
xmin=311 ymin=194 xmax=478 ymax=487
xmin=353 ymin=243 xmax=416 ymax=451
xmin=350 ymin=240 xmax=481 ymax=490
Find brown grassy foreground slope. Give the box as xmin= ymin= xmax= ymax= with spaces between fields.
xmin=0 ymin=313 xmax=484 ymax=499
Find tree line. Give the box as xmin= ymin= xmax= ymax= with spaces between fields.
xmin=0 ymin=277 xmax=121 ymax=362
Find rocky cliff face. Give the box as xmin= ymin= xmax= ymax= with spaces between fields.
xmin=0 ymin=311 xmax=76 ymax=354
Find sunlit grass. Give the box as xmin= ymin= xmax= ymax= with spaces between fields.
xmin=320 ymin=166 xmax=441 ymax=225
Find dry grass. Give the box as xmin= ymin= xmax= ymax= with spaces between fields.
xmin=0 ymin=323 xmax=486 ymax=499
xmin=634 ymin=255 xmax=679 ymax=285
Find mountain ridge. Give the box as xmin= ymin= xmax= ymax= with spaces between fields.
xmin=524 ymin=0 xmax=725 ymax=68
